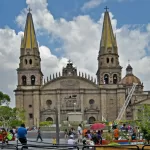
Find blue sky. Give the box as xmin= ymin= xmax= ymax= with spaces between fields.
xmin=0 ymin=0 xmax=150 ymax=30
xmin=0 ymin=0 xmax=149 ymax=56
xmin=1 ymin=0 xmax=150 ymax=107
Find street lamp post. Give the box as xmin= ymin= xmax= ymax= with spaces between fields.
xmin=55 ymin=108 xmax=60 ymax=144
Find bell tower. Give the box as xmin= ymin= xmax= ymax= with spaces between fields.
xmin=15 ymin=9 xmax=42 ymax=127
xmin=96 ymin=7 xmax=122 ymax=85
xmin=17 ymin=10 xmax=43 ymax=88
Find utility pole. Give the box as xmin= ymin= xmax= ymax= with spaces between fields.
xmin=55 ymin=108 xmax=60 ymax=144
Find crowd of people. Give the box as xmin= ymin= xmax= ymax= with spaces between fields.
xmin=65 ymin=124 xmax=103 ymax=146
xmin=64 ymin=122 xmax=141 ymax=147
xmin=0 ymin=122 xmax=141 ymax=149
xmin=112 ymin=123 xmax=140 ymax=140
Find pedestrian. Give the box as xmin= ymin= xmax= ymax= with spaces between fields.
xmin=36 ymin=127 xmax=43 ymax=142
xmin=52 ymin=137 xmax=56 ymax=145
xmin=77 ymin=124 xmax=82 ymax=143
xmin=17 ymin=123 xmax=28 ymax=149
xmin=1 ymin=128 xmax=8 ymax=144
xmin=97 ymin=130 xmax=102 ymax=145
xmin=113 ymin=125 xmax=119 ymax=140
xmin=67 ymin=135 xmax=76 ymax=149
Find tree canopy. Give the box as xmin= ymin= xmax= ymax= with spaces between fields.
xmin=0 ymin=106 xmax=25 ymax=128
xmin=0 ymin=91 xmax=10 ymax=105
xmin=137 ymin=104 xmax=150 ymax=143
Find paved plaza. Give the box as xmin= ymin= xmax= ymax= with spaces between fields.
xmin=1 ymin=138 xmax=82 ymax=150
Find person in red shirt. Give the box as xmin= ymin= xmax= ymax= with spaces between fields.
xmin=1 ymin=128 xmax=8 ymax=144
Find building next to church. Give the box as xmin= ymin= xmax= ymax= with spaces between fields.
xmin=14 ymin=9 xmax=150 ymax=127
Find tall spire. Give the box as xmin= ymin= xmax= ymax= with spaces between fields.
xmin=100 ymin=7 xmax=117 ymax=53
xmin=21 ymin=9 xmax=38 ymax=49
xmin=96 ymin=7 xmax=122 ymax=85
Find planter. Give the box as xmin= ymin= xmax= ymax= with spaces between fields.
xmin=96 ymin=145 xmax=139 ymax=150
xmin=101 ymin=139 xmax=144 ymax=145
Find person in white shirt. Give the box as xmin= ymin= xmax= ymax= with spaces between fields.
xmin=67 ymin=135 xmax=76 ymax=149
xmin=77 ymin=124 xmax=82 ymax=143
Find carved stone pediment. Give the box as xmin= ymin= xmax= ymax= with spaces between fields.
xmin=84 ymin=107 xmax=99 ymax=113
xmin=60 ymin=80 xmax=80 ymax=88
xmin=41 ymin=109 xmax=56 ymax=115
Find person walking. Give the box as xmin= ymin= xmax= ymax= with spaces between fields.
xmin=77 ymin=124 xmax=83 ymax=143
xmin=17 ymin=123 xmax=28 ymax=149
xmin=36 ymin=127 xmax=43 ymax=142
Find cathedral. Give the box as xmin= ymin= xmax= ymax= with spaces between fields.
xmin=14 ymin=9 xmax=150 ymax=127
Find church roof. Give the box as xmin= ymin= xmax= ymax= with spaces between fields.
xmin=100 ymin=8 xmax=117 ymax=51
xmin=21 ymin=10 xmax=38 ymax=49
xmin=120 ymin=74 xmax=141 ymax=86
xmin=120 ymin=64 xmax=141 ymax=86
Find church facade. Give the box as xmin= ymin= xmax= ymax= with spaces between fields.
xmin=14 ymin=9 xmax=150 ymax=127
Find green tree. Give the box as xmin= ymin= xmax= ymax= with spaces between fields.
xmin=13 ymin=108 xmax=26 ymax=122
xmin=0 ymin=91 xmax=10 ymax=105
xmin=0 ymin=106 xmax=25 ymax=128
xmin=0 ymin=106 xmax=13 ymax=127
xmin=137 ymin=104 xmax=150 ymax=143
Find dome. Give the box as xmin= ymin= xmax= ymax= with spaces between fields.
xmin=120 ymin=74 xmax=141 ymax=85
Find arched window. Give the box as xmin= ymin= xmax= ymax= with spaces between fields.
xmin=89 ymin=116 xmax=96 ymax=124
xmin=29 ymin=59 xmax=32 ymax=64
xmin=107 ymin=58 xmax=109 ymax=63
xmin=113 ymin=74 xmax=117 ymax=84
xmin=46 ymin=117 xmax=53 ymax=123
xmin=104 ymin=74 xmax=109 ymax=84
xmin=31 ymin=75 xmax=35 ymax=85
xmin=46 ymin=100 xmax=52 ymax=106
xmin=22 ymin=75 xmax=27 ymax=85
xmin=25 ymin=59 xmax=27 ymax=64
xmin=111 ymin=58 xmax=114 ymax=63
xmin=89 ymin=99 xmax=95 ymax=105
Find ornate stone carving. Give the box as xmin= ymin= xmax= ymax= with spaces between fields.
xmin=60 ymin=80 xmax=80 ymax=88
xmin=60 ymin=94 xmax=81 ymax=111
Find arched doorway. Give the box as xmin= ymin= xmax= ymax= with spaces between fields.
xmin=46 ymin=117 xmax=53 ymax=123
xmin=89 ymin=116 xmax=96 ymax=124
xmin=104 ymin=74 xmax=109 ymax=84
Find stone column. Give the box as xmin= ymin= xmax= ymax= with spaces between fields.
xmin=100 ymin=89 xmax=107 ymax=121
xmin=80 ymin=89 xmax=84 ymax=120
xmin=33 ymin=91 xmax=40 ymax=127
xmin=117 ymin=88 xmax=126 ymax=120
xmin=15 ymin=91 xmax=24 ymax=108
xmin=56 ymin=90 xmax=61 ymax=123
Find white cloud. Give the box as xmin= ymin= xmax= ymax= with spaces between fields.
xmin=81 ymin=0 xmax=106 ymax=11
xmin=81 ymin=0 xmax=134 ymax=11
xmin=0 ymin=0 xmax=150 ymax=107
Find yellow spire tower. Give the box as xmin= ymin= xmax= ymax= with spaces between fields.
xmin=100 ymin=6 xmax=117 ymax=54
xmin=21 ymin=8 xmax=38 ymax=49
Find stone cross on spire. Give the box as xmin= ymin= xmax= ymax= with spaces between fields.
xmin=28 ymin=7 xmax=32 ymax=13
xmin=128 ymin=59 xmax=130 ymax=64
xmin=104 ymin=6 xmax=109 ymax=12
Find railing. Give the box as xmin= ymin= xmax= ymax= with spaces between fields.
xmin=2 ymin=140 xmax=150 ymax=150
xmin=21 ymin=144 xmax=80 ymax=150
xmin=142 ymin=144 xmax=150 ymax=150
xmin=1 ymin=140 xmax=80 ymax=150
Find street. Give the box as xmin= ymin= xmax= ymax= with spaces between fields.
xmin=1 ymin=138 xmax=82 ymax=150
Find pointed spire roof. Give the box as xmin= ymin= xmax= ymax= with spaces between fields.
xmin=100 ymin=7 xmax=117 ymax=51
xmin=21 ymin=10 xmax=38 ymax=49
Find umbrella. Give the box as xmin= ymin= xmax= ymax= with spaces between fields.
xmin=90 ymin=123 xmax=106 ymax=130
